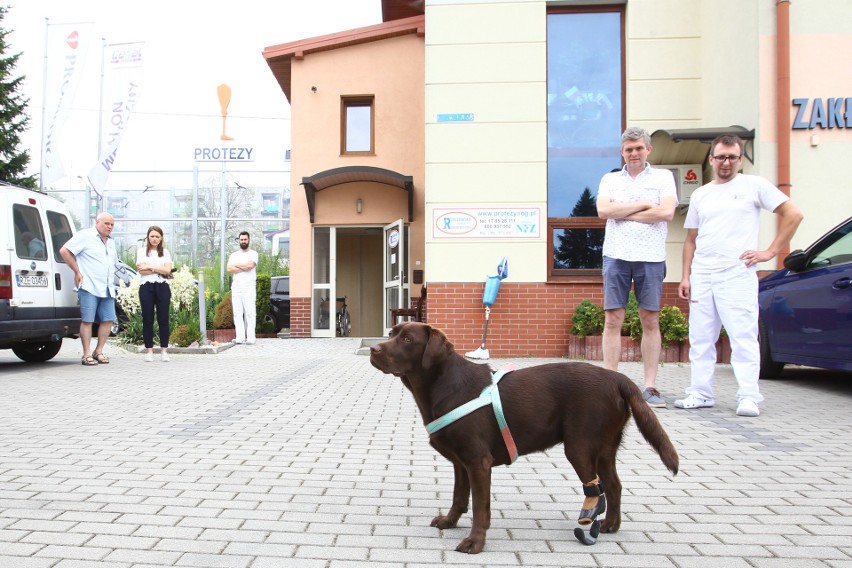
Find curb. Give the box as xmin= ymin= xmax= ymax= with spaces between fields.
xmin=116 ymin=342 xmax=236 ymax=355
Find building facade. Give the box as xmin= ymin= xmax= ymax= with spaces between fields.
xmin=264 ymin=0 xmax=852 ymax=355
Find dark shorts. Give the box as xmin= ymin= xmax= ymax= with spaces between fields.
xmin=602 ymin=256 xmax=666 ymax=311
xmin=78 ymin=289 xmax=117 ymax=323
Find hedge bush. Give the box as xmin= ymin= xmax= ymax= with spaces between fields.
xmin=213 ymin=292 xmax=235 ymax=329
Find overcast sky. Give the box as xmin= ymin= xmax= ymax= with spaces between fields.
xmin=4 ymin=0 xmax=382 ymax=193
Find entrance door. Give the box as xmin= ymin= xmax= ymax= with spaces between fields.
xmin=312 ymin=226 xmax=335 ymax=337
xmin=383 ymin=219 xmax=407 ymax=335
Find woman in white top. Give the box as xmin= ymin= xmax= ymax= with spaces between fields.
xmin=136 ymin=226 xmax=173 ymax=362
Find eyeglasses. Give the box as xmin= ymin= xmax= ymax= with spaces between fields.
xmin=712 ymin=154 xmax=741 ymax=163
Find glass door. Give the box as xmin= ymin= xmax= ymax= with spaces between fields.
xmin=312 ymin=227 xmax=335 ymax=337
xmin=383 ymin=219 xmax=406 ymax=335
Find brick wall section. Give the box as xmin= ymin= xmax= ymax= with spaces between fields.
xmin=290 ymin=297 xmax=312 ymax=337
xmin=290 ymin=281 xmax=691 ymax=356
xmin=425 ymin=281 xmax=688 ymax=358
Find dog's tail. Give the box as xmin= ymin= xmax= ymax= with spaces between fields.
xmin=622 ymin=381 xmax=679 ymax=475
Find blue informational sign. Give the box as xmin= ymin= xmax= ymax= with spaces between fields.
xmin=792 ymin=98 xmax=852 ymax=129
xmin=437 ymin=113 xmax=475 ymax=123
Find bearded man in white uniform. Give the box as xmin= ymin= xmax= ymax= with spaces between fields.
xmin=676 ymin=135 xmax=803 ymax=417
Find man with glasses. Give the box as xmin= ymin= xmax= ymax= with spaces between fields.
xmin=597 ymin=126 xmax=678 ymax=408
xmin=676 ymin=134 xmax=803 ymax=417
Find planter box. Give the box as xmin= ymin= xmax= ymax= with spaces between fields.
xmin=566 ymin=335 xmax=730 ymax=364
xmin=208 ymin=329 xmax=278 ymax=343
xmin=212 ymin=329 xmax=236 ymax=344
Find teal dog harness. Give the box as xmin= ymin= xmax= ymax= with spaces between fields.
xmin=425 ymin=366 xmax=519 ymax=463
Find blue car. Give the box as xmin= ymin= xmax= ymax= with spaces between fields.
xmin=758 ymin=216 xmax=852 ymax=378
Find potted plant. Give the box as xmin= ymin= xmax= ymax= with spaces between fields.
xmin=568 ymin=299 xmax=604 ymax=360
xmin=568 ymin=296 xmax=699 ymax=363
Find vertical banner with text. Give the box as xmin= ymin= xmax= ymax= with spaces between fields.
xmin=87 ymin=41 xmax=145 ymax=193
xmin=41 ymin=21 xmax=93 ymax=186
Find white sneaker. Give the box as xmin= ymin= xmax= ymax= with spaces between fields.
xmin=145 ymin=353 xmax=154 ymax=362
xmin=245 ymin=340 xmax=256 ymax=345
xmin=674 ymin=394 xmax=714 ymax=409
xmin=465 ymin=347 xmax=490 ymax=360
xmin=161 ymin=352 xmax=170 ymax=362
xmin=736 ymin=399 xmax=760 ymax=417
xmin=233 ymin=339 xmax=245 ymax=344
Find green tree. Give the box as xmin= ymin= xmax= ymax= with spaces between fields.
xmin=0 ymin=6 xmax=37 ymax=188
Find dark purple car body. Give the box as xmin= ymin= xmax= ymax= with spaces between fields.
xmin=758 ymin=216 xmax=852 ymax=378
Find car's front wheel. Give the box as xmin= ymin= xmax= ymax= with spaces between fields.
xmin=758 ymin=317 xmax=785 ymax=379
xmin=12 ymin=340 xmax=63 ymax=363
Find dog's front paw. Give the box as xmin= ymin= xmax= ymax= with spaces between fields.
xmin=430 ymin=514 xmax=458 ymax=529
xmin=455 ymin=535 xmax=485 ymax=554
xmin=600 ymin=516 xmax=620 ymax=534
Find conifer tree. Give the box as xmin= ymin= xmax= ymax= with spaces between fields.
xmin=554 ymin=187 xmax=604 ymax=269
xmin=0 ymin=6 xmax=37 ymax=188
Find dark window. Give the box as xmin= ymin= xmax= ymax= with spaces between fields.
xmin=46 ymin=210 xmax=74 ymax=262
xmin=13 ymin=205 xmax=48 ymax=261
xmin=547 ymin=7 xmax=624 ymax=278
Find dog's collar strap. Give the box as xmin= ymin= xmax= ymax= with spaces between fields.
xmin=425 ymin=365 xmax=519 ymax=463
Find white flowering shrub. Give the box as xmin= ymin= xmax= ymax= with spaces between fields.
xmin=170 ymin=266 xmax=197 ymax=311
xmin=116 ymin=275 xmax=142 ymax=315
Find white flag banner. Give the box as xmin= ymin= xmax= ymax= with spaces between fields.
xmin=87 ymin=41 xmax=145 ymax=193
xmin=41 ymin=22 xmax=93 ymax=186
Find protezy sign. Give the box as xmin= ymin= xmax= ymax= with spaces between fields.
xmin=792 ymin=97 xmax=852 ymax=129
xmin=194 ymin=84 xmax=256 ymax=161
xmin=193 ymin=146 xmax=255 ymax=162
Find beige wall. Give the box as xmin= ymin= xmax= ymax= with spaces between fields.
xmin=425 ymin=0 xmax=548 ymax=282
xmin=289 ymin=34 xmax=425 ymax=299
xmin=426 ymin=0 xmax=851 ymax=285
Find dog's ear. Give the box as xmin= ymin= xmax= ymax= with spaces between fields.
xmin=421 ymin=326 xmax=453 ymax=369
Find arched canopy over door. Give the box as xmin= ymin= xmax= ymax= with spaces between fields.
xmin=302 ymin=166 xmax=414 ymax=223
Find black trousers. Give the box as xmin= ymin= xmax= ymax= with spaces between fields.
xmin=139 ymin=282 xmax=171 ymax=348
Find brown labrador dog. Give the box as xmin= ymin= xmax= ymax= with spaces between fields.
xmin=370 ymin=322 xmax=679 ymax=554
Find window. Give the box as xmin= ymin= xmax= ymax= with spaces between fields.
xmin=261 ymin=193 xmax=280 ymax=215
xmin=46 ymin=211 xmax=73 ymax=261
xmin=13 ymin=205 xmax=48 ymax=261
xmin=547 ymin=7 xmax=624 ymax=278
xmin=341 ymin=96 xmax=375 ymax=155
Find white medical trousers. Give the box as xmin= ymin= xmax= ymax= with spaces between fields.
xmin=231 ymin=286 xmax=256 ymax=343
xmin=686 ymin=263 xmax=764 ymax=404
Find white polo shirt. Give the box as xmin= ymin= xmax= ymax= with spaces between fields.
xmin=598 ymin=164 xmax=678 ymax=262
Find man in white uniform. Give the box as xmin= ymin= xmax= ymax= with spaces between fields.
xmin=597 ymin=127 xmax=678 ymax=407
xmin=227 ymin=231 xmax=259 ymax=345
xmin=676 ymin=135 xmax=803 ymax=417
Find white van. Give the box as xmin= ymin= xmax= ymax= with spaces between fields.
xmin=0 ymin=183 xmax=80 ymax=361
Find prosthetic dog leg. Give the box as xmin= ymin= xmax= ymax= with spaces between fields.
xmin=574 ymin=478 xmax=606 ymax=545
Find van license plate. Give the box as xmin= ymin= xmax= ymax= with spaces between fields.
xmin=17 ymin=275 xmax=49 ymax=287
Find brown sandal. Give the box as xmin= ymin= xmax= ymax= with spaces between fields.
xmin=92 ymin=352 xmax=109 ymax=364
xmin=81 ymin=355 xmax=99 ymax=366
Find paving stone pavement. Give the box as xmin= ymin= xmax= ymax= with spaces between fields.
xmin=1 ymin=337 xmax=851 ymax=568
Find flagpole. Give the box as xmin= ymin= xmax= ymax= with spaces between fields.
xmin=39 ymin=18 xmax=49 ymax=191
xmin=93 ymin=37 xmax=106 ymax=224
xmin=97 ymin=38 xmax=105 ymax=165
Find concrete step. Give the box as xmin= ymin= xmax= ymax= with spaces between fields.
xmin=356 ymin=337 xmax=384 ymax=355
